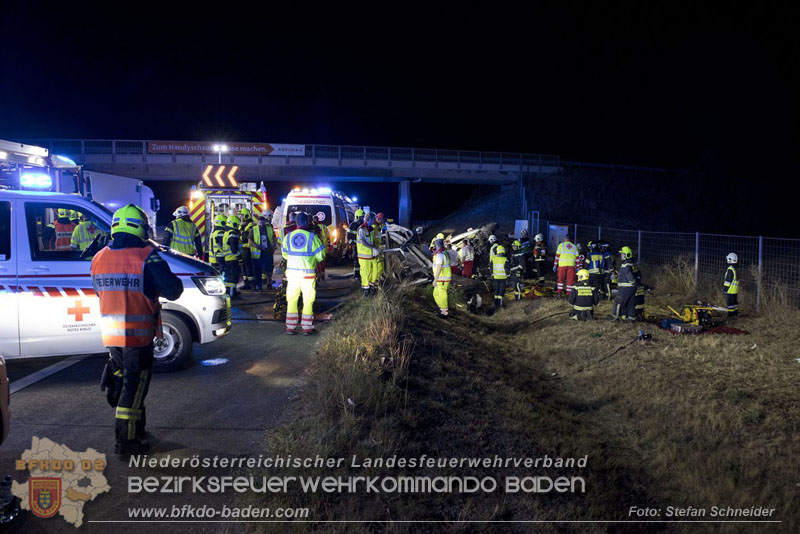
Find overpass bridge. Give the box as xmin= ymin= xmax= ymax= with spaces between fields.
xmin=23 ymin=139 xmax=561 ymax=225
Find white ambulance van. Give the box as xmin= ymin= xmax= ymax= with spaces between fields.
xmin=0 ymin=142 xmax=231 ymax=372
xmin=278 ymin=188 xmax=356 ymax=257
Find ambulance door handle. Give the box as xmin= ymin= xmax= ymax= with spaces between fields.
xmin=27 ymin=267 xmax=50 ymax=273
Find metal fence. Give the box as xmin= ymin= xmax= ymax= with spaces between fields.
xmin=536 ymin=218 xmax=800 ymax=312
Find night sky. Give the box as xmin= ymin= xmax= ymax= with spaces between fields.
xmin=2 ymin=4 xmax=797 ymax=228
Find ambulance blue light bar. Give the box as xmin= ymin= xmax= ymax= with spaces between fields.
xmin=20 ymin=172 xmax=53 ymax=189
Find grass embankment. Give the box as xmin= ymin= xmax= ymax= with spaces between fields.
xmin=249 ymin=265 xmax=800 ymax=533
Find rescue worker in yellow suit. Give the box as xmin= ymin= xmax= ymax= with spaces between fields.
xmin=238 ymin=208 xmax=255 ymax=289
xmin=282 ymin=212 xmax=326 ymax=335
xmin=163 ymin=206 xmax=203 ymax=257
xmin=723 ymin=252 xmax=739 ymax=317
xmin=71 ymin=212 xmax=103 ymax=252
xmin=223 ymin=215 xmax=242 ymax=297
xmin=209 ymin=214 xmax=228 ymax=271
xmin=492 ymin=245 xmax=509 ymax=308
xmin=91 ymin=204 xmax=183 ymax=455
xmin=357 ymin=212 xmax=380 ymax=297
xmin=431 ymin=238 xmax=451 ymax=319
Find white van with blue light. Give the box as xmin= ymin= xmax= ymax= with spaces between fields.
xmin=279 ymin=187 xmax=356 ymax=258
xmin=0 ymin=140 xmax=230 ymax=372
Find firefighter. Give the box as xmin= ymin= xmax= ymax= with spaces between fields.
xmin=223 ymin=214 xmax=242 ymax=297
xmin=373 ymin=213 xmax=388 ymax=281
xmin=163 ymin=206 xmax=203 ymax=257
xmin=69 ymin=209 xmax=80 ymax=225
xmin=585 ymin=241 xmax=604 ymax=296
xmin=209 ymin=214 xmax=228 ymax=270
xmin=312 ymin=213 xmax=329 ymax=280
xmin=601 ymin=241 xmax=615 ymax=300
xmin=357 ymin=212 xmax=379 ymax=296
xmin=248 ymin=210 xmax=276 ymax=291
xmin=458 ymin=239 xmax=475 ymax=278
xmin=347 ymin=209 xmax=365 ymax=277
xmin=238 ymin=208 xmax=255 ymax=290
xmin=282 ymin=212 xmax=326 ymax=335
xmin=610 ymin=246 xmax=637 ymax=321
xmin=723 ymin=252 xmax=739 ymax=317
xmin=554 ymin=235 xmax=577 ymax=297
xmin=71 ymin=213 xmax=102 ymax=252
xmin=568 ymin=269 xmax=599 ymax=320
xmin=519 ymin=229 xmax=533 ymax=278
xmin=533 ymin=233 xmax=547 ymax=285
xmin=492 ymin=244 xmax=509 ymax=308
xmin=44 ymin=208 xmax=77 ymax=251
xmin=91 ymin=204 xmax=183 ymax=455
xmin=632 ymin=262 xmax=645 ymax=321
xmin=510 ymin=240 xmax=526 ymax=300
xmin=431 ymin=238 xmax=451 ymax=318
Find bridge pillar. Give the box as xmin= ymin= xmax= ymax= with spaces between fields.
xmin=398 ymin=180 xmax=412 ymax=227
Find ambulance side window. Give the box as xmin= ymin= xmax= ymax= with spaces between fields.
xmin=0 ymin=202 xmax=10 ymax=261
xmin=24 ymin=202 xmax=110 ymax=261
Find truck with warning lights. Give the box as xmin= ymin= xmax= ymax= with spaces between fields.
xmin=0 ymin=140 xmax=231 ymax=372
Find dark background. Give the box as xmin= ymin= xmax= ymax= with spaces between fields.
xmin=1 ymin=4 xmax=797 ymax=233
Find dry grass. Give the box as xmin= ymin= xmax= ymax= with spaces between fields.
xmin=244 ymin=271 xmax=799 ymax=533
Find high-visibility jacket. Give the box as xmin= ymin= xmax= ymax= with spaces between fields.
xmin=586 ymin=252 xmax=604 ymax=274
xmin=167 ymin=218 xmax=200 ymax=255
xmin=489 ymin=243 xmax=499 ymax=260
xmin=724 ymin=266 xmax=739 ymax=294
xmin=281 ymin=229 xmax=326 ymax=278
xmin=91 ymin=247 xmax=159 ymax=348
xmin=458 ymin=244 xmax=475 ymax=262
xmin=71 ymin=221 xmax=101 ymax=251
xmin=492 ymin=255 xmax=508 ymax=280
xmin=250 ymin=224 xmax=274 ymax=259
xmin=210 ymin=227 xmax=226 ymax=264
xmin=241 ymin=220 xmax=253 ymax=249
xmin=54 ymin=220 xmax=76 ymax=251
xmin=555 ymin=241 xmax=577 ymax=267
xmin=432 ymin=251 xmax=451 ymax=283
xmin=223 ymin=230 xmax=240 ymax=261
xmin=568 ymin=282 xmax=598 ymax=311
xmin=317 ymin=222 xmax=330 ymax=247
xmin=356 ymin=224 xmax=377 ymax=259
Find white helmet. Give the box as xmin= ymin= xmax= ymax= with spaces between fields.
xmin=535 ymin=233 xmax=544 ymax=242
xmin=488 ymin=235 xmax=497 ymax=244
xmin=261 ymin=208 xmax=274 ymax=219
xmin=173 ymin=206 xmax=189 ymax=217
xmin=726 ymin=252 xmax=738 ymax=264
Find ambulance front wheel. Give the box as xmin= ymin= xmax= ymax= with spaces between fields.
xmin=153 ymin=312 xmax=193 ymax=373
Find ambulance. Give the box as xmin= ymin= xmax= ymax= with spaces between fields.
xmin=278 ymin=187 xmax=356 ymax=257
xmin=0 ymin=141 xmax=231 ymax=372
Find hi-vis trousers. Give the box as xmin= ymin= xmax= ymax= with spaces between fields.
xmin=286 ymin=272 xmax=317 ymax=333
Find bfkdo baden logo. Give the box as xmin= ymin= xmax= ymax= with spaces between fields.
xmin=30 ymin=477 xmax=62 ymax=518
xmin=12 ymin=437 xmax=110 ymax=527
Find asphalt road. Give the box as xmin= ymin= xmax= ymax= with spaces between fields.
xmin=0 ymin=271 xmax=357 ymax=533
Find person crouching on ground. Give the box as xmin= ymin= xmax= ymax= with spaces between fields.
xmin=569 ymin=269 xmax=599 ymax=320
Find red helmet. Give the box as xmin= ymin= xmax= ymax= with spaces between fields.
xmin=375 ymin=212 xmax=385 ymax=223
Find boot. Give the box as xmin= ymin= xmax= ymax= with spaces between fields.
xmin=362 ymin=288 xmax=371 ymax=298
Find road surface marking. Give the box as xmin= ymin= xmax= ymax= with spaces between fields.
xmin=10 ymin=354 xmax=91 ymax=394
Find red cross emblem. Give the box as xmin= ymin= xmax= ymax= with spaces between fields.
xmin=67 ymin=300 xmax=90 ymax=322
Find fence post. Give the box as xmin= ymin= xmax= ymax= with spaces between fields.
xmin=637 ymin=230 xmax=642 ymax=263
xmin=694 ymin=232 xmax=700 ymax=291
xmin=757 ymin=235 xmax=763 ymax=314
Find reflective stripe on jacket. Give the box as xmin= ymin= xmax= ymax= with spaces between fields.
xmin=91 ymin=247 xmax=159 ymax=347
xmin=587 ymin=252 xmax=604 ymax=274
xmin=223 ymin=230 xmax=239 ymax=261
xmin=71 ymin=221 xmax=100 ymax=251
xmin=433 ymin=252 xmax=451 ymax=283
xmin=54 ymin=220 xmax=75 ymax=251
xmin=356 ymin=225 xmax=376 ymax=259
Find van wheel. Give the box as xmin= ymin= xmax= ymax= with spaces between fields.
xmin=153 ymin=312 xmax=193 ymax=373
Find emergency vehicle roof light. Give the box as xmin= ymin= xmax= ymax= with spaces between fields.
xmin=0 ymin=151 xmax=7 ymax=159
xmin=55 ymin=154 xmax=77 ymax=166
xmin=28 ymin=156 xmax=45 ymax=165
xmin=20 ymin=172 xmax=53 ymax=189
xmin=352 ymin=196 xmax=358 ymax=202
xmin=318 ymin=187 xmax=331 ymax=193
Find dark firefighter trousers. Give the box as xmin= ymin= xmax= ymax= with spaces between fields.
xmin=223 ymin=259 xmax=240 ymax=295
xmin=241 ymin=247 xmax=254 ymax=286
xmin=589 ymin=273 xmax=603 ymax=296
xmin=613 ymin=286 xmax=637 ymax=320
xmin=494 ymin=279 xmax=506 ymax=308
xmin=511 ymin=270 xmax=523 ymax=299
xmin=534 ymin=259 xmax=547 ymax=283
xmin=110 ymin=344 xmax=153 ymax=445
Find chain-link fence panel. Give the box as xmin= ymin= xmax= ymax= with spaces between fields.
xmin=640 ymin=231 xmax=696 ymax=269
xmin=762 ymin=237 xmax=800 ymax=308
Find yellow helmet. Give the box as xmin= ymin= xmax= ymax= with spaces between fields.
xmin=577 ymin=269 xmax=590 ymax=282
xmin=496 ymin=245 xmax=506 ymax=255
xmin=228 ymin=215 xmax=241 ymax=227
xmin=69 ymin=210 xmax=78 ymax=219
xmin=214 ymin=214 xmax=228 ymax=226
xmin=619 ymin=246 xmax=633 ymax=259
xmin=57 ymin=208 xmax=68 ymax=218
xmin=111 ymin=204 xmax=149 ymax=240
xmin=512 ymin=240 xmax=521 ymax=248
xmin=239 ymin=207 xmax=251 ymax=219
xmin=355 ymin=209 xmax=364 ymax=218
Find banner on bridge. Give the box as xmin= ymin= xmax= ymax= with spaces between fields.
xmin=147 ymin=141 xmax=305 ymax=157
